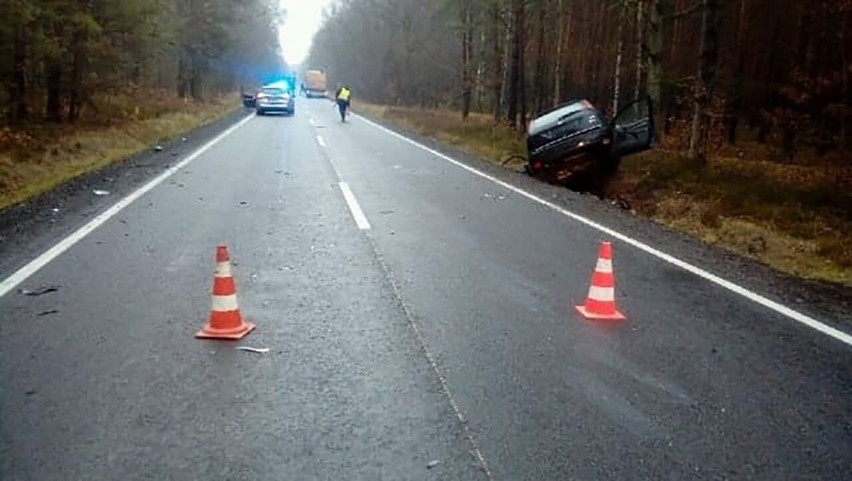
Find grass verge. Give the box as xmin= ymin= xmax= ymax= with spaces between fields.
xmin=354 ymin=101 xmax=852 ymax=286
xmin=0 ymin=93 xmax=239 ymax=211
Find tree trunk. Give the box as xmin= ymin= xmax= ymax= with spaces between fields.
xmin=507 ymin=0 xmax=521 ymax=127
xmin=534 ymin=2 xmax=547 ymax=114
xmin=10 ymin=26 xmax=28 ymax=122
xmin=68 ymin=33 xmax=86 ymax=122
xmin=493 ymin=0 xmax=507 ymax=120
xmin=841 ymin=8 xmax=849 ymax=152
xmin=476 ymin=30 xmax=486 ymax=112
xmin=46 ymin=62 xmax=63 ymax=122
xmin=689 ymin=0 xmax=720 ymax=165
xmin=634 ymin=0 xmax=645 ymax=101
xmin=190 ymin=53 xmax=203 ymax=101
xmin=553 ymin=0 xmax=564 ymax=105
xmin=613 ymin=0 xmax=627 ymax=115
xmin=724 ymin=0 xmax=748 ymax=145
xmin=646 ymin=0 xmax=664 ymax=129
xmin=518 ymin=0 xmax=527 ymax=130
xmin=590 ymin=2 xmax=605 ymax=102
xmin=178 ymin=52 xmax=190 ymax=99
xmin=461 ymin=0 xmax=472 ymax=119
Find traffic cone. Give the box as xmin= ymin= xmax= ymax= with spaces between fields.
xmin=195 ymin=245 xmax=256 ymax=340
xmin=575 ymin=241 xmax=626 ymax=321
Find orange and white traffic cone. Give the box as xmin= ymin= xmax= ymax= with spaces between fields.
xmin=575 ymin=241 xmax=626 ymax=321
xmin=195 ymin=245 xmax=256 ymax=340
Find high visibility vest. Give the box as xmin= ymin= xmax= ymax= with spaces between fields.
xmin=338 ymin=88 xmax=351 ymax=102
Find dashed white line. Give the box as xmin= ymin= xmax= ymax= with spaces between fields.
xmin=329 ymin=161 xmax=343 ymax=180
xmin=316 ymin=135 xmax=326 ymax=148
xmin=338 ymin=182 xmax=371 ymax=230
xmin=0 ymin=114 xmax=255 ymax=298
xmin=355 ymin=114 xmax=852 ymax=347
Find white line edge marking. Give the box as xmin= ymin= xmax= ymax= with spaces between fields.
xmin=329 ymin=162 xmax=343 ymax=180
xmin=316 ymin=135 xmax=326 ymax=148
xmin=0 ymin=115 xmax=254 ymax=298
xmin=338 ymin=182 xmax=371 ymax=230
xmin=354 ymin=114 xmax=852 ymax=347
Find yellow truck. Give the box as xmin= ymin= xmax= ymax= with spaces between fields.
xmin=302 ymin=69 xmax=328 ymax=98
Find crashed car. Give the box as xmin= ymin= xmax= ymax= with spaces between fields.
xmin=525 ymin=97 xmax=655 ymax=188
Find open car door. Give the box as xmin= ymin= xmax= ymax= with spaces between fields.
xmin=610 ymin=97 xmax=655 ymax=158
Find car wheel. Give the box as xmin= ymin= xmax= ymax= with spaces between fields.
xmin=256 ymin=109 xmax=265 ymax=116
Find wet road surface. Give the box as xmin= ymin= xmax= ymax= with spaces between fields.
xmin=1 ymin=100 xmax=850 ymax=480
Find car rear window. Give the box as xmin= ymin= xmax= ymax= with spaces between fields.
xmin=529 ymin=103 xmax=585 ymax=134
xmin=528 ymin=110 xmax=603 ymax=151
xmin=261 ymin=88 xmax=285 ymax=95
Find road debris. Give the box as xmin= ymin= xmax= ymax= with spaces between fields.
xmin=235 ymin=346 xmax=270 ymax=354
xmin=427 ymin=460 xmax=440 ymax=469
xmin=37 ymin=310 xmax=59 ymax=317
xmin=92 ymin=190 xmax=110 ymax=196
xmin=153 ymin=145 xmax=163 ymax=152
xmin=19 ymin=286 xmax=60 ymax=297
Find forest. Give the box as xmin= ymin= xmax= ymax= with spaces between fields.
xmin=309 ymin=0 xmax=851 ymax=162
xmin=1 ymin=0 xmax=285 ymax=124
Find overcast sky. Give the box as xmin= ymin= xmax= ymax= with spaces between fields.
xmin=278 ymin=0 xmax=333 ymax=66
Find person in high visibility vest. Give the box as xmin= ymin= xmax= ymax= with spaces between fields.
xmin=335 ymin=85 xmax=352 ymax=122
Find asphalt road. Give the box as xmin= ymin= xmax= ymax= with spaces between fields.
xmin=1 ymin=99 xmax=850 ymax=481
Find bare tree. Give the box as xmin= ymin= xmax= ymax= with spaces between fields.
xmin=689 ymin=0 xmax=721 ymax=164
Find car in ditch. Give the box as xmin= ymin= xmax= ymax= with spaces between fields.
xmin=524 ymin=97 xmax=655 ymax=189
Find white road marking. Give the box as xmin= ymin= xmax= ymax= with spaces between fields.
xmin=308 ymin=117 xmax=315 ymax=126
xmin=315 ymin=133 xmax=343 ymax=178
xmin=0 ymin=115 xmax=254 ymax=298
xmin=329 ymin=161 xmax=343 ymax=180
xmin=338 ymin=182 xmax=371 ymax=230
xmin=355 ymin=115 xmax=852 ymax=347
